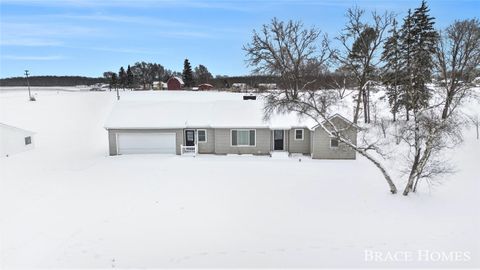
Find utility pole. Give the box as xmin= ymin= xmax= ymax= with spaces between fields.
xmin=24 ymin=70 xmax=34 ymax=101
xmin=116 ymin=85 xmax=120 ymax=100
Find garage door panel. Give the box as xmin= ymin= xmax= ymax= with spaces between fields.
xmin=117 ymin=133 xmax=176 ymax=155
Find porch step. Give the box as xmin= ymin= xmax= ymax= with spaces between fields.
xmin=270 ymin=151 xmax=290 ymax=159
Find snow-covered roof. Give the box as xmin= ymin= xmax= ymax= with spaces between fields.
xmin=0 ymin=123 xmax=35 ymax=135
xmin=104 ymin=95 xmax=316 ymax=130
xmin=169 ymin=76 xmax=184 ymax=85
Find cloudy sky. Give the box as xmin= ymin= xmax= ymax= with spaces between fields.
xmin=0 ymin=0 xmax=478 ymax=78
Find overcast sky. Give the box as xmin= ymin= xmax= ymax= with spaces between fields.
xmin=0 ymin=0 xmax=478 ymax=78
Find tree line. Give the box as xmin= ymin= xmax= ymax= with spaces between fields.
xmin=103 ymin=59 xmax=215 ymax=90
xmin=0 ymin=76 xmax=105 ymax=87
xmin=244 ymin=0 xmax=480 ymax=195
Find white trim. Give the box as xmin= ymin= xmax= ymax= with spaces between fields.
xmin=197 ymin=129 xmax=207 ymax=143
xmin=115 ymin=133 xmax=119 ymax=155
xmin=294 ymin=129 xmax=304 ymax=140
xmin=185 ymin=129 xmax=196 ymax=145
xmin=230 ymin=129 xmax=256 ymax=147
xmin=330 ymin=138 xmax=339 ymax=148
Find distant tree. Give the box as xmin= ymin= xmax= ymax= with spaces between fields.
xmin=110 ymin=73 xmax=118 ymax=91
xmin=381 ymin=18 xmax=404 ymax=121
xmin=398 ymin=9 xmax=415 ymax=120
xmin=334 ymin=7 xmax=393 ymax=123
xmin=126 ymin=65 xmax=134 ymax=89
xmin=182 ymin=59 xmax=195 ymax=87
xmin=118 ymin=67 xmax=127 ymax=91
xmin=243 ymin=18 xmax=331 ymax=98
xmin=152 ymin=64 xmax=166 ymax=82
xmin=406 ymin=0 xmax=438 ymax=112
xmin=194 ymin=64 xmax=213 ymax=84
xmin=103 ymin=71 xmax=115 ymax=91
xmin=436 ymin=19 xmax=480 ymax=119
xmin=131 ymin=62 xmax=150 ymax=89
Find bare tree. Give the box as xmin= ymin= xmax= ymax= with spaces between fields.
xmin=244 ymin=18 xmax=397 ymax=194
xmin=400 ymin=110 xmax=462 ymax=195
xmin=436 ymin=19 xmax=480 ymax=119
xmin=243 ymin=18 xmax=332 ymax=98
xmin=468 ymin=114 xmax=479 ymax=140
xmin=333 ymin=7 xmax=393 ymax=124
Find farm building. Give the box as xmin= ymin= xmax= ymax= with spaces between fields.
xmin=198 ymin=83 xmax=214 ymax=91
xmin=167 ymin=77 xmax=184 ymax=90
xmin=152 ymin=81 xmax=168 ymax=90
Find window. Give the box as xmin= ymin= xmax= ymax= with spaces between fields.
xmin=231 ymin=129 xmax=255 ymax=146
xmin=24 ymin=136 xmax=31 ymax=145
xmin=294 ymin=129 xmax=304 ymax=140
xmin=198 ymin=129 xmax=207 ymax=143
xmin=330 ymin=138 xmax=339 ymax=148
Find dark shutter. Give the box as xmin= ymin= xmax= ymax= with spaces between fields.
xmin=232 ymin=130 xmax=237 ymax=146
xmin=249 ymin=130 xmax=255 ymax=146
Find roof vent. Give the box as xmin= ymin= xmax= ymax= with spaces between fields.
xmin=243 ymin=95 xmax=256 ymax=100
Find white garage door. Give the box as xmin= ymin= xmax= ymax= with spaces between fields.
xmin=117 ymin=133 xmax=176 ymax=155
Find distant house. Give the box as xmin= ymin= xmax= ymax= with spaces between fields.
xmin=0 ymin=123 xmax=35 ymax=157
xmin=104 ymin=96 xmax=357 ymax=159
xmin=257 ymin=83 xmax=277 ymax=90
xmin=167 ymin=77 xmax=184 ymax=90
xmin=153 ymin=81 xmax=168 ymax=90
xmin=231 ymin=83 xmax=248 ymax=92
xmin=198 ymin=83 xmax=214 ymax=91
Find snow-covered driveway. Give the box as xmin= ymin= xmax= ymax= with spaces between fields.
xmin=0 ymin=89 xmax=478 ymax=268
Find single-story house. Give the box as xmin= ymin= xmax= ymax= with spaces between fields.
xmin=167 ymin=77 xmax=184 ymax=90
xmin=0 ymin=123 xmax=35 ymax=157
xmin=104 ymin=96 xmax=357 ymax=159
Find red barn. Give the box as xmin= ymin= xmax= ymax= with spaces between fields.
xmin=167 ymin=76 xmax=184 ymax=90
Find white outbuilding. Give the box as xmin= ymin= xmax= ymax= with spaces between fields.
xmin=0 ymin=123 xmax=35 ymax=157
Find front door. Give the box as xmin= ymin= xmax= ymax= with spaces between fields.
xmin=273 ymin=130 xmax=284 ymax=151
xmin=185 ymin=130 xmax=195 ymax=146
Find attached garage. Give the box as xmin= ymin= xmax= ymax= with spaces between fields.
xmin=117 ymin=133 xmax=176 ymax=155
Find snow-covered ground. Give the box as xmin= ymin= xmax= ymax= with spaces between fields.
xmin=0 ymin=88 xmax=478 ymax=268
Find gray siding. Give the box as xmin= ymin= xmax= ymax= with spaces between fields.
xmin=107 ymin=129 xmax=183 ymax=155
xmin=214 ymin=128 xmax=271 ymax=155
xmin=196 ymin=128 xmax=215 ymax=154
xmin=311 ymin=117 xmax=357 ymax=159
xmin=288 ymin=128 xmax=311 ymax=154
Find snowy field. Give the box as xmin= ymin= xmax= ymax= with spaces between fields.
xmin=0 ymin=88 xmax=479 ymax=268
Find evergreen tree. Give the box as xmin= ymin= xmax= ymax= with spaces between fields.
xmin=410 ymin=0 xmax=438 ymax=111
xmin=182 ymin=59 xmax=195 ymax=88
xmin=118 ymin=66 xmax=127 ymax=91
xmin=399 ymin=9 xmax=416 ymax=120
xmin=110 ymin=73 xmax=118 ymax=90
xmin=381 ymin=18 xmax=403 ymax=121
xmin=126 ymin=65 xmax=134 ymax=90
